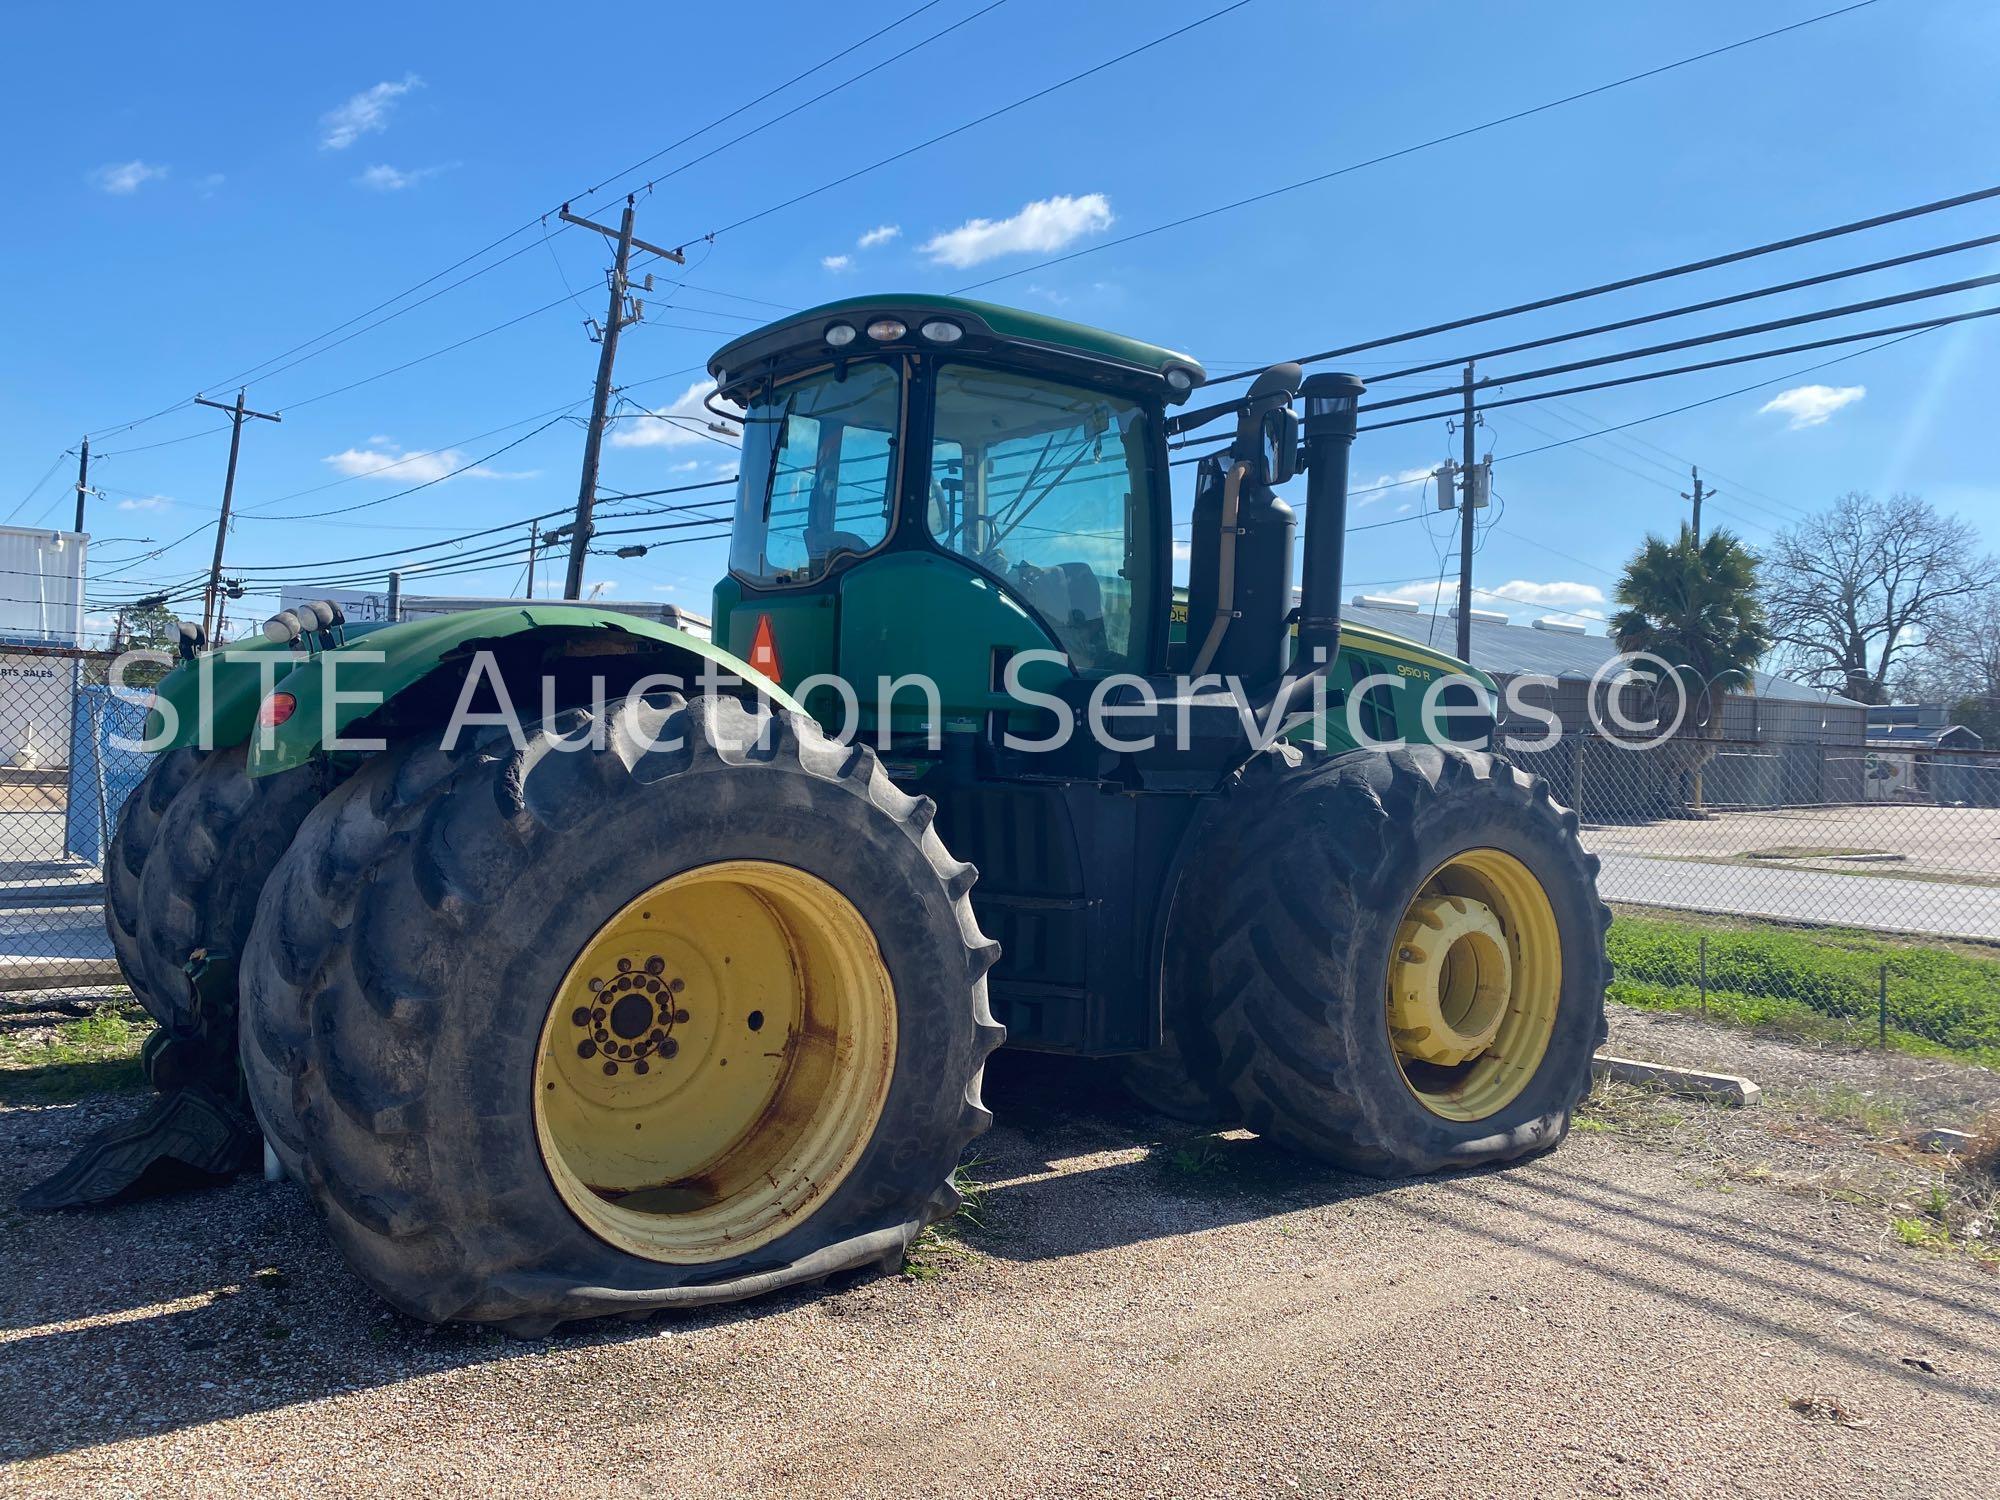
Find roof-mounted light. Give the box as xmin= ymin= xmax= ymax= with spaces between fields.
xmin=1165 ymin=366 xmax=1197 ymax=393
xmin=823 ymin=322 xmax=857 ymax=348
xmin=865 ymin=317 xmax=908 ymax=342
xmin=918 ymin=319 xmax=963 ymax=344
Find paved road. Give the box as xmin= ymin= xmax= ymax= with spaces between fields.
xmin=1597 ymin=851 xmax=2000 ymax=940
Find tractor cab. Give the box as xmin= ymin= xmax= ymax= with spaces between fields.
xmin=710 ymin=296 xmax=1221 ymax=762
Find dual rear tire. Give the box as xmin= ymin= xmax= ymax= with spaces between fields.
xmin=237 ymin=692 xmax=1004 ymax=1333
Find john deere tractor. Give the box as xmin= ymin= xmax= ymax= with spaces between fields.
xmin=53 ymin=295 xmax=1607 ymax=1334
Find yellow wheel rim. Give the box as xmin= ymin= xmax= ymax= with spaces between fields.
xmin=533 ymin=860 xmax=895 ymax=1263
xmin=1384 ymin=848 xmax=1561 ymax=1121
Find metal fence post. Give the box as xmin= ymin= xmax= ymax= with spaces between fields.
xmin=1878 ymin=963 xmax=1889 ymax=1049
xmin=1571 ymin=733 xmax=1587 ymax=818
xmin=1699 ymin=934 xmax=1708 ymax=1019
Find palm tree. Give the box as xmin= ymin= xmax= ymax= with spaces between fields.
xmin=1609 ymin=523 xmax=1770 ymax=809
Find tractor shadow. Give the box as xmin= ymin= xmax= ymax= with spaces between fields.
xmin=968 ymin=1049 xmax=1397 ymax=1258
xmin=5 ymin=1055 xmax=1996 ymax=1464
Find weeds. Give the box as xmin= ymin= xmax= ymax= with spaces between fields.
xmin=1606 ymin=911 xmax=2000 ymax=1066
xmin=1165 ymin=1135 xmax=1229 ymax=1177
xmin=903 ymin=1159 xmax=989 ymax=1282
xmin=1796 ymin=1084 xmax=1909 ymax=1140
xmin=0 ymin=1004 xmax=152 ymax=1103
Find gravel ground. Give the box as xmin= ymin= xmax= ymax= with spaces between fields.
xmin=1 ymin=1005 xmax=1996 ymax=1499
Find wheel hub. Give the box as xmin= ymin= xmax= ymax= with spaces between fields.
xmin=1386 ymin=894 xmax=1513 ymax=1067
xmin=568 ymin=956 xmax=691 ymax=1077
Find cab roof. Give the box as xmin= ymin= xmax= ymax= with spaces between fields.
xmin=706 ymin=293 xmax=1207 ymax=403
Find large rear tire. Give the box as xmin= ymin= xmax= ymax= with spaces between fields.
xmin=105 ymin=747 xmax=207 ymax=1023
xmin=130 ymin=745 xmax=332 ymax=1031
xmin=1173 ymin=744 xmax=1608 ymax=1176
xmin=240 ymin=692 xmax=1003 ymax=1334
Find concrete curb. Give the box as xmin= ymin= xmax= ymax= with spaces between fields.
xmin=1914 ymin=1127 xmax=1974 ymax=1154
xmin=1592 ymin=1053 xmax=1762 ymax=1107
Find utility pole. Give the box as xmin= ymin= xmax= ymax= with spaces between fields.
xmin=73 ymin=438 xmax=90 ymax=534
xmin=193 ymin=389 xmax=280 ymax=640
xmin=1683 ymin=465 xmax=1708 ymax=544
xmin=526 ymin=520 xmax=539 ymax=599
xmin=1456 ymin=361 xmax=1478 ymax=662
xmin=558 ymin=196 xmax=685 ymax=599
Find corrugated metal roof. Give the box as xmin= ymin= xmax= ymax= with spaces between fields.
xmin=1867 ymin=724 xmax=1983 ymax=749
xmin=1339 ymin=603 xmax=1856 ymax=706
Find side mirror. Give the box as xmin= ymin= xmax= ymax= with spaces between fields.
xmin=1259 ymin=408 xmax=1299 ymax=485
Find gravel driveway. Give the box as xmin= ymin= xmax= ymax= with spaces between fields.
xmin=2 ymin=1008 xmax=1996 ymax=1498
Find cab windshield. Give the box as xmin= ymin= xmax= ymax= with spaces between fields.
xmin=730 ymin=361 xmax=900 ymax=585
xmin=927 ymin=364 xmax=1157 ymax=672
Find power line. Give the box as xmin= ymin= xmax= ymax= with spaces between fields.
xmin=77 ymin=7 xmax=955 ymax=440
xmin=961 ymin=0 xmax=1888 ymax=305
xmin=1359 ymin=302 xmax=1998 ymax=434
xmin=678 ymin=0 xmax=1257 ymax=248
xmin=1363 ymin=228 xmax=2000 ymax=386
xmin=1361 ymin=268 xmax=2000 ymax=416
xmin=237 ymin=397 xmax=595 ymax=517
xmin=619 ymin=0 xmax=1011 ymax=272
xmin=1488 ymin=325 xmax=1941 ymax=465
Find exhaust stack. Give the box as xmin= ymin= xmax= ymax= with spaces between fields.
xmin=1295 ymin=373 xmax=1365 ymax=668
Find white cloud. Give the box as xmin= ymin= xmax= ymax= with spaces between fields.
xmin=609 ymin=380 xmax=743 ymax=450
xmin=321 ymin=439 xmax=534 ymax=484
xmin=1353 ymin=465 xmax=1437 ymax=507
xmin=857 ymin=224 xmax=900 ymax=249
xmin=356 ymin=162 xmax=454 ymax=191
xmin=320 ymin=75 xmax=421 ymax=150
xmin=670 ymin=459 xmax=700 ymax=473
xmin=116 ymin=496 xmax=173 ymax=512
xmin=920 ymin=193 xmax=1113 ymax=268
xmin=91 ymin=160 xmax=168 ymax=195
xmin=820 ymin=254 xmax=852 ymax=272
xmin=1485 ymin=580 xmax=1606 ymax=617
xmin=1759 ymin=383 xmax=1865 ymax=430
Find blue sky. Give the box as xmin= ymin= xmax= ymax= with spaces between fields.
xmin=3 ymin=0 xmax=1997 ymax=641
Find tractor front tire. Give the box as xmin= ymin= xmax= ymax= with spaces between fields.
xmin=1176 ymin=744 xmax=1608 ymax=1177
xmin=240 ymin=692 xmax=1004 ymax=1334
xmin=105 ymin=747 xmax=207 ymax=1024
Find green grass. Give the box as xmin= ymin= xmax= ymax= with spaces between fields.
xmin=903 ymin=1159 xmax=988 ymax=1281
xmin=1607 ymin=911 xmax=2000 ymax=1067
xmin=0 ymin=1005 xmax=154 ymax=1103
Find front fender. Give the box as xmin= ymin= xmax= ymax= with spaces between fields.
xmin=244 ymin=605 xmax=801 ymax=777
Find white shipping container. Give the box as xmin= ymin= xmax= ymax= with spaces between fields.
xmin=0 ymin=526 xmax=87 ymax=648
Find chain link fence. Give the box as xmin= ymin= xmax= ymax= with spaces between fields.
xmin=0 ymin=646 xmax=150 ymax=1012
xmin=1 ymin=644 xmax=1995 ymax=1065
xmin=1507 ymin=730 xmax=2000 ymax=1062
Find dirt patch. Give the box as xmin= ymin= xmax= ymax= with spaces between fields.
xmin=1 ymin=1016 xmax=1996 ymax=1497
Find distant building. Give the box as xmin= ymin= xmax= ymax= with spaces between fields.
xmin=1864 ymin=704 xmax=1992 ymax=806
xmin=1343 ymin=596 xmax=1869 ymax=814
xmin=0 ymin=525 xmax=88 ymax=768
xmin=1865 ymin=702 xmax=1983 ymax=751
xmin=1343 ymin=596 xmax=1866 ymax=744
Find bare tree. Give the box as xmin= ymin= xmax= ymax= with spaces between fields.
xmin=1761 ymin=492 xmax=1999 ymax=705
xmin=1897 ymin=591 xmax=2000 ymax=741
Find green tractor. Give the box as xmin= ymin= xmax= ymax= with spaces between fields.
xmin=56 ymin=295 xmax=1607 ymax=1334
